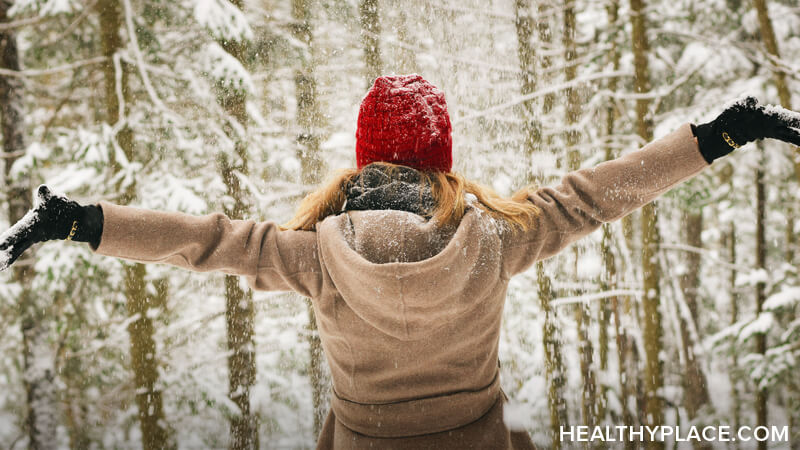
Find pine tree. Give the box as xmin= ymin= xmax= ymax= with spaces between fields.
xmin=96 ymin=0 xmax=173 ymax=448
xmin=212 ymin=0 xmax=259 ymax=447
xmin=291 ymin=0 xmax=328 ymax=435
xmin=514 ymin=1 xmax=568 ymax=445
xmin=629 ymin=0 xmax=665 ymax=446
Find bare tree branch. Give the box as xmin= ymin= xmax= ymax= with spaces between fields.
xmin=0 ymin=56 xmax=107 ymax=78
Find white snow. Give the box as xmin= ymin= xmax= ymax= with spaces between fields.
xmin=738 ymin=313 xmax=775 ymax=342
xmin=735 ymin=268 xmax=769 ymax=286
xmin=763 ymin=103 xmax=800 ymax=128
xmin=0 ymin=247 xmax=11 ymax=271
xmin=502 ymin=401 xmax=531 ymax=432
xmin=575 ymin=251 xmax=602 ymax=279
xmin=201 ymin=42 xmax=255 ymax=95
xmin=763 ymin=286 xmax=800 ymax=310
xmin=9 ymin=0 xmax=81 ymax=16
xmin=194 ymin=0 xmax=254 ymax=42
xmin=0 ymin=207 xmax=38 ymax=271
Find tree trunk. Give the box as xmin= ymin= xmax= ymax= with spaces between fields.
xmin=0 ymin=3 xmax=61 ymax=449
xmin=359 ymin=0 xmax=382 ymax=86
xmin=291 ymin=0 xmax=328 ymax=436
xmin=125 ymin=264 xmax=172 ymax=450
xmin=720 ymin=164 xmax=742 ymax=450
xmin=514 ymin=0 xmax=538 ymax=156
xmin=305 ymin=300 xmax=327 ymax=436
xmin=677 ymin=211 xmax=709 ymax=415
xmin=96 ymin=1 xmax=173 ymax=448
xmin=514 ymin=1 xmax=567 ymax=445
xmin=563 ymin=0 xmax=598 ymax=431
xmin=538 ymin=263 xmax=569 ymax=449
xmin=601 ymin=1 xmax=632 ymax=436
xmin=752 ymin=3 xmax=798 ymax=435
xmin=214 ymin=1 xmax=258 ymax=448
xmin=755 ymin=145 xmax=768 ymax=450
xmin=678 ymin=210 xmax=712 ymax=450
xmin=729 ymin=231 xmax=742 ymax=448
xmin=752 ymin=0 xmax=792 ymax=119
xmin=391 ymin=1 xmax=418 ymax=75
xmin=629 ymin=0 xmax=665 ymax=445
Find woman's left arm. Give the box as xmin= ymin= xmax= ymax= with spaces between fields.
xmin=502 ymin=122 xmax=709 ymax=276
xmin=502 ymin=97 xmax=800 ymax=277
xmin=92 ymin=202 xmax=323 ymax=297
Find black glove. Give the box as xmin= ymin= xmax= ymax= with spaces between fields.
xmin=692 ymin=96 xmax=800 ymax=163
xmin=0 ymin=185 xmax=103 ymax=271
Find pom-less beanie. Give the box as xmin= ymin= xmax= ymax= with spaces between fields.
xmin=356 ymin=75 xmax=453 ymax=172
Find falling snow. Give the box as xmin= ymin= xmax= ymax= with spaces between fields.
xmin=0 ymin=0 xmax=799 ymax=448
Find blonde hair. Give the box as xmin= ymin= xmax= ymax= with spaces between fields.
xmin=283 ymin=162 xmax=540 ymax=232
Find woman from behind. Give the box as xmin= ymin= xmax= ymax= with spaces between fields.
xmin=2 ymin=74 xmax=800 ymax=449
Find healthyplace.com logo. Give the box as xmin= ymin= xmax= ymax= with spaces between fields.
xmin=560 ymin=425 xmax=790 ymax=443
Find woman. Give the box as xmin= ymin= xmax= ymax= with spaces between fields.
xmin=2 ymin=74 xmax=800 ymax=449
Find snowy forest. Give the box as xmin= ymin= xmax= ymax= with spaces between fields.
xmin=0 ymin=0 xmax=799 ymax=448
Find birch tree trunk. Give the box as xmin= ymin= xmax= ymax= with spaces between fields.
xmin=359 ymin=0 xmax=382 ymax=86
xmin=629 ymin=0 xmax=665 ymax=445
xmin=215 ymin=1 xmax=258 ymax=448
xmin=291 ymin=0 xmax=328 ymax=436
xmin=514 ymin=1 xmax=568 ymax=446
xmin=0 ymin=3 xmax=61 ymax=449
xmin=96 ymin=1 xmax=173 ymax=448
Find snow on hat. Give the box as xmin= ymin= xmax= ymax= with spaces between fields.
xmin=356 ymin=74 xmax=453 ymax=172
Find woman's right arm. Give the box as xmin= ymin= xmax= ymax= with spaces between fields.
xmin=91 ymin=202 xmax=323 ymax=298
xmin=0 ymin=189 xmax=322 ymax=298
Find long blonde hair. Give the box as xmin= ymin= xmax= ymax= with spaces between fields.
xmin=283 ymin=162 xmax=540 ymax=232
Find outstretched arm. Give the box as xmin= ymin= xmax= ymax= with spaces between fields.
xmin=0 ymin=189 xmax=322 ymax=298
xmin=502 ymin=97 xmax=800 ymax=276
xmin=92 ymin=202 xmax=322 ymax=297
xmin=502 ymin=123 xmax=707 ymax=276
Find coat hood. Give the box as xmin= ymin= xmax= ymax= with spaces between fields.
xmin=316 ymin=206 xmax=504 ymax=341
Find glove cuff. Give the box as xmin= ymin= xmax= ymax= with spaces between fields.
xmin=69 ymin=205 xmax=104 ymax=249
xmin=692 ymin=122 xmax=740 ymax=164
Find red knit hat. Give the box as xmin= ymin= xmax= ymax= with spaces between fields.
xmin=356 ymin=74 xmax=452 ymax=172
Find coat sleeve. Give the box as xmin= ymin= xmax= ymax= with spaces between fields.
xmin=502 ymin=123 xmax=710 ymax=277
xmin=90 ymin=202 xmax=323 ymax=298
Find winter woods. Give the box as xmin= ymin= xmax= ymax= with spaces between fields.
xmin=0 ymin=0 xmax=799 ymax=448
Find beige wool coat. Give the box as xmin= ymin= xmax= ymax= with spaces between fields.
xmin=91 ymin=123 xmax=709 ymax=449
